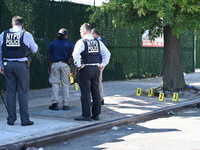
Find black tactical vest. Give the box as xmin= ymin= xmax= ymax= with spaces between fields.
xmin=81 ymin=39 xmax=101 ymax=64
xmin=2 ymin=30 xmax=29 ymax=58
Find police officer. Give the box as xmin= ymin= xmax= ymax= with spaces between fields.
xmin=73 ymin=23 xmax=111 ymax=121
xmin=0 ymin=16 xmax=38 ymax=126
xmin=47 ymin=28 xmax=75 ymax=111
xmin=91 ymin=28 xmax=106 ymax=105
xmin=91 ymin=28 xmax=106 ymax=45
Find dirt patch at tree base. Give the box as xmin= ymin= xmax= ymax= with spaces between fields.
xmin=152 ymin=86 xmax=200 ymax=99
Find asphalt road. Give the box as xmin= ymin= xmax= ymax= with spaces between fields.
xmin=43 ymin=107 xmax=200 ymax=150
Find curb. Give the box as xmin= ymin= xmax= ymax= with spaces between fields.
xmin=1 ymin=99 xmax=200 ymax=150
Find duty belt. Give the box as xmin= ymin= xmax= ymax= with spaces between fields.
xmin=53 ymin=61 xmax=69 ymax=64
xmin=4 ymin=60 xmax=27 ymax=63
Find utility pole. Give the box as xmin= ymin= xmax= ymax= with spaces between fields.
xmin=93 ymin=0 xmax=95 ymax=6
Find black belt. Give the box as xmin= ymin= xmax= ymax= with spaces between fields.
xmin=85 ymin=65 xmax=98 ymax=67
xmin=52 ymin=61 xmax=69 ymax=64
xmin=5 ymin=61 xmax=27 ymax=63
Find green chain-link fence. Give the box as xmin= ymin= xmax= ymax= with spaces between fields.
xmin=196 ymin=32 xmax=200 ymax=68
xmin=96 ymin=18 xmax=195 ymax=80
xmin=0 ymin=0 xmax=195 ymax=90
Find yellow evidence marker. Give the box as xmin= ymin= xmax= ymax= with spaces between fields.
xmin=136 ymin=88 xmax=142 ymax=96
xmin=148 ymin=88 xmax=154 ymax=97
xmin=60 ymin=80 xmax=62 ymax=87
xmin=172 ymin=93 xmax=179 ymax=101
xmin=74 ymin=83 xmax=79 ymax=90
xmin=69 ymin=73 xmax=74 ymax=84
xmin=158 ymin=93 xmax=164 ymax=101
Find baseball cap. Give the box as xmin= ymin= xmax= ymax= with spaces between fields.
xmin=58 ymin=28 xmax=68 ymax=35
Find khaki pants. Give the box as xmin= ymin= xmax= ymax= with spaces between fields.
xmin=49 ymin=62 xmax=70 ymax=106
xmin=99 ymin=68 xmax=104 ymax=101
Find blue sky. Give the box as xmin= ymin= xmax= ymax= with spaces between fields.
xmin=56 ymin=0 xmax=108 ymax=6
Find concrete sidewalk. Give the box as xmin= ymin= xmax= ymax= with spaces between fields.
xmin=0 ymin=71 xmax=200 ymax=150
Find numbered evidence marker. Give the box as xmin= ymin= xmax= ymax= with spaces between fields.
xmin=136 ymin=88 xmax=142 ymax=96
xmin=148 ymin=88 xmax=154 ymax=97
xmin=172 ymin=93 xmax=179 ymax=101
xmin=74 ymin=83 xmax=79 ymax=90
xmin=158 ymin=93 xmax=165 ymax=101
xmin=69 ymin=73 xmax=74 ymax=84
xmin=60 ymin=80 xmax=62 ymax=87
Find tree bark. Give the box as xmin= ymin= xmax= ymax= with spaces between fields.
xmin=162 ymin=25 xmax=186 ymax=91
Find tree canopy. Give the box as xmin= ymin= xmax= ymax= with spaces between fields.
xmin=90 ymin=0 xmax=200 ymax=40
xmin=90 ymin=0 xmax=200 ymax=91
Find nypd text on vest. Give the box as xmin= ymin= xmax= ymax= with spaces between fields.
xmin=87 ymin=40 xmax=99 ymax=53
xmin=6 ymin=33 xmax=21 ymax=47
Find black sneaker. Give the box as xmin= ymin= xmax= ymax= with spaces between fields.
xmin=92 ymin=116 xmax=99 ymax=120
xmin=101 ymin=100 xmax=105 ymax=105
xmin=7 ymin=121 xmax=14 ymax=125
xmin=74 ymin=116 xmax=91 ymax=121
xmin=63 ymin=106 xmax=69 ymax=110
xmin=21 ymin=121 xmax=34 ymax=126
xmin=49 ymin=103 xmax=59 ymax=110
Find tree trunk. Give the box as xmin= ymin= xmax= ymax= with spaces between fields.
xmin=162 ymin=25 xmax=186 ymax=91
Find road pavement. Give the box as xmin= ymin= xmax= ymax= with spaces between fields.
xmin=43 ymin=107 xmax=200 ymax=150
